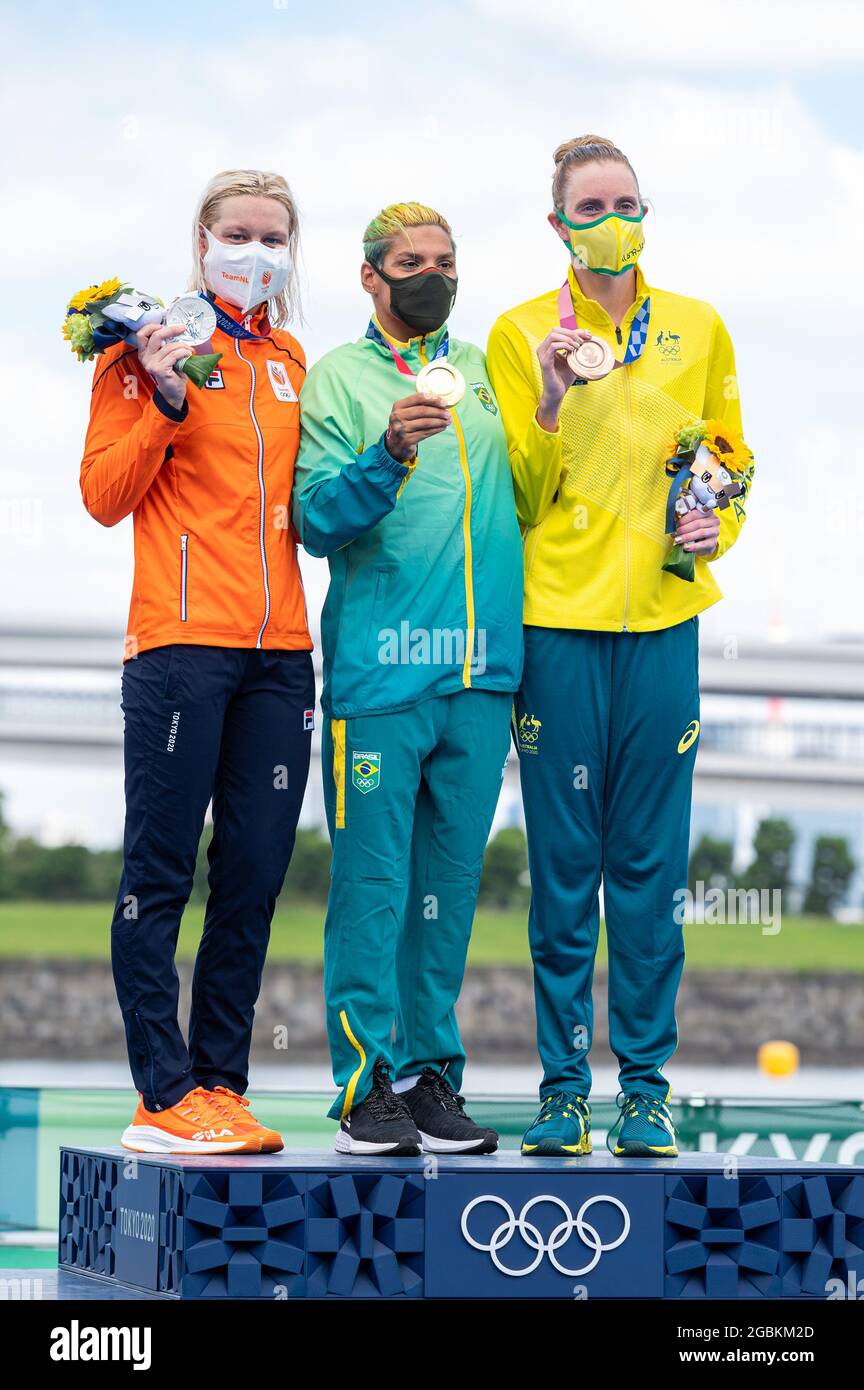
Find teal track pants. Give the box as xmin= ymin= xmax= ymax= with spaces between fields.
xmin=321 ymin=689 xmax=512 ymax=1120
xmin=516 ymin=619 xmax=699 ymax=1102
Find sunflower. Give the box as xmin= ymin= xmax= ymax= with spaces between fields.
xmin=67 ymin=285 xmax=100 ymax=312
xmin=67 ymin=276 xmax=124 ymax=312
xmin=92 ymin=276 xmax=124 ymax=301
xmin=702 ymin=419 xmax=751 ymax=473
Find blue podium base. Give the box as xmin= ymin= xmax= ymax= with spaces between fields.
xmin=58 ymin=1146 xmax=864 ymax=1300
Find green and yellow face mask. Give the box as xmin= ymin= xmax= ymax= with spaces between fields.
xmin=556 ymin=207 xmax=646 ymax=276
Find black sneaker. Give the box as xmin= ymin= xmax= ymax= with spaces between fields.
xmin=401 ymin=1067 xmax=499 ymax=1154
xmin=335 ymin=1060 xmax=421 ymax=1156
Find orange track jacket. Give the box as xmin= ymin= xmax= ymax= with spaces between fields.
xmin=80 ymin=295 xmax=312 ymax=658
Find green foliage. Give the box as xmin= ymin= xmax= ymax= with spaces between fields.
xmin=0 ymin=799 xmax=859 ymax=930
xmin=0 ymin=791 xmax=10 ymax=899
xmin=191 ymin=825 xmax=332 ymax=904
xmin=688 ymin=834 xmax=735 ymax=895
xmin=4 ymin=836 xmax=123 ymax=902
xmin=190 ymin=826 xmax=213 ymax=902
xmin=479 ymin=827 xmax=530 ymax=910
xmin=745 ymin=817 xmax=796 ymax=896
xmin=282 ymin=829 xmax=331 ymax=901
xmin=803 ymin=836 xmax=856 ymax=917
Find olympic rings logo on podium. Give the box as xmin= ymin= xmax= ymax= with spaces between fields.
xmin=460 ymin=1193 xmax=631 ymax=1277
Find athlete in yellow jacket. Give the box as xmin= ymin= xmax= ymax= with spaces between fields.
xmin=487 ymin=134 xmax=754 ymax=1158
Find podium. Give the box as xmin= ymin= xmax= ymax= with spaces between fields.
xmin=58 ymin=1146 xmax=864 ymax=1300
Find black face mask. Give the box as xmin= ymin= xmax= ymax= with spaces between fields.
xmin=374 ymin=265 xmax=458 ymax=335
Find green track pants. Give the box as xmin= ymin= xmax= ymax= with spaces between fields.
xmin=516 ymin=619 xmax=700 ymax=1101
xmin=322 ymin=688 xmax=512 ymax=1119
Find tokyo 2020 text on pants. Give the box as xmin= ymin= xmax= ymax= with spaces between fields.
xmin=111 ymin=643 xmax=315 ymax=1112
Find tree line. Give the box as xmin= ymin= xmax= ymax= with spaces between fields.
xmin=0 ymin=797 xmax=856 ymax=917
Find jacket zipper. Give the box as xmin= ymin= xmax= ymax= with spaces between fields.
xmin=420 ymin=337 xmax=475 ymax=687
xmin=611 ymin=304 xmax=637 ymax=629
xmin=235 ymin=338 xmax=270 ymax=647
xmin=572 ymin=289 xmax=640 ymax=631
xmin=621 ymin=371 xmax=634 ymax=631
xmin=451 ymin=411 xmax=475 ymax=687
xmin=180 ymin=534 xmax=188 ymax=622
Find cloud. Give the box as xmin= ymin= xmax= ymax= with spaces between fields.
xmin=2 ymin=5 xmax=862 ymax=640
xmin=472 ymin=0 xmax=864 ymax=69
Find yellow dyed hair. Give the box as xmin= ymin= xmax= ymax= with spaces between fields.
xmin=362 ymin=202 xmax=454 ymax=268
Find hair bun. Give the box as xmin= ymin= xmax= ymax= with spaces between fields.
xmin=550 ymin=136 xmax=638 ymax=213
xmin=553 ymin=135 xmax=617 ymax=165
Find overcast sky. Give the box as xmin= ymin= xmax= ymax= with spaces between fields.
xmin=2 ymin=0 xmax=863 ymax=646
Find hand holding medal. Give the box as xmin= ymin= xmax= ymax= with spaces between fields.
xmin=536 ymin=325 xmax=596 ymax=403
xmin=62 ymin=280 xmax=222 ymax=403
xmin=136 ymin=321 xmax=197 ymax=410
xmin=385 ymin=391 xmax=452 ymax=463
xmin=566 ymin=336 xmax=616 ymax=380
xmin=415 ymin=359 xmax=465 ymax=407
xmin=371 ymin=324 xmax=462 ymax=463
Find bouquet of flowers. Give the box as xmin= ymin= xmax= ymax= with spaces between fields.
xmin=63 ymin=277 xmax=221 ymax=388
xmin=662 ymin=419 xmax=753 ymax=582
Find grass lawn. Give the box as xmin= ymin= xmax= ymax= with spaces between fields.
xmin=0 ymin=900 xmax=861 ymax=971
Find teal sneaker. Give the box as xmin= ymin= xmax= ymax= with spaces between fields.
xmin=521 ymin=1091 xmax=592 ymax=1156
xmin=607 ymin=1091 xmax=678 ymax=1157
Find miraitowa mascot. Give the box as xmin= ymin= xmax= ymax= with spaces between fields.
xmin=663 ymin=434 xmax=747 ymax=582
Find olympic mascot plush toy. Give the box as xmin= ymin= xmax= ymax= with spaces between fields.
xmin=62 ymin=278 xmax=221 ymax=388
xmin=662 ymin=421 xmax=752 ymax=582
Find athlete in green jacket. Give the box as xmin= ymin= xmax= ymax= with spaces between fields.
xmin=293 ymin=202 xmax=523 ymax=1155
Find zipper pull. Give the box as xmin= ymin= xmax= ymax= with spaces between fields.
xmin=616 ymin=326 xmax=623 ymax=345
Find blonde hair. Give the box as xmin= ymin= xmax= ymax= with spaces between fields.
xmin=190 ymin=169 xmax=302 ymax=328
xmin=552 ymin=135 xmax=640 ymax=212
xmin=363 ymin=202 xmax=454 ymax=268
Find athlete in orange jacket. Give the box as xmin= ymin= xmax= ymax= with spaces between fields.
xmin=79 ymin=170 xmax=314 ymax=1155
xmin=81 ymin=257 xmax=311 ymax=654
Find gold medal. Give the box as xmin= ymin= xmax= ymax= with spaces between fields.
xmin=415 ymin=360 xmax=466 ymax=407
xmin=566 ymin=337 xmax=616 ymax=381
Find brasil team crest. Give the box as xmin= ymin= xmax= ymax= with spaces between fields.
xmin=471 ymin=382 xmax=498 ymax=415
xmin=352 ymin=750 xmax=381 ymax=794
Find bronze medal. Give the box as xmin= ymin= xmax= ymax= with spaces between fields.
xmin=567 ymin=337 xmax=616 ymax=381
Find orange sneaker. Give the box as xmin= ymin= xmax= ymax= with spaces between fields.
xmin=207 ymin=1086 xmax=284 ymax=1154
xmin=121 ymin=1086 xmax=262 ymax=1154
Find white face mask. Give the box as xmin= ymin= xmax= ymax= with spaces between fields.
xmin=202 ymin=227 xmax=291 ymax=313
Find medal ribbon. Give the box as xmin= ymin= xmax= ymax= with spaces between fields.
xmin=365 ymin=319 xmax=450 ymax=379
xmin=664 ymin=459 xmax=695 ymax=534
xmin=203 ymin=292 xmax=271 ymax=342
xmin=557 ymin=282 xmax=651 ymax=369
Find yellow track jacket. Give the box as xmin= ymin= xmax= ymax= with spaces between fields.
xmin=487 ymin=264 xmax=754 ymax=632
